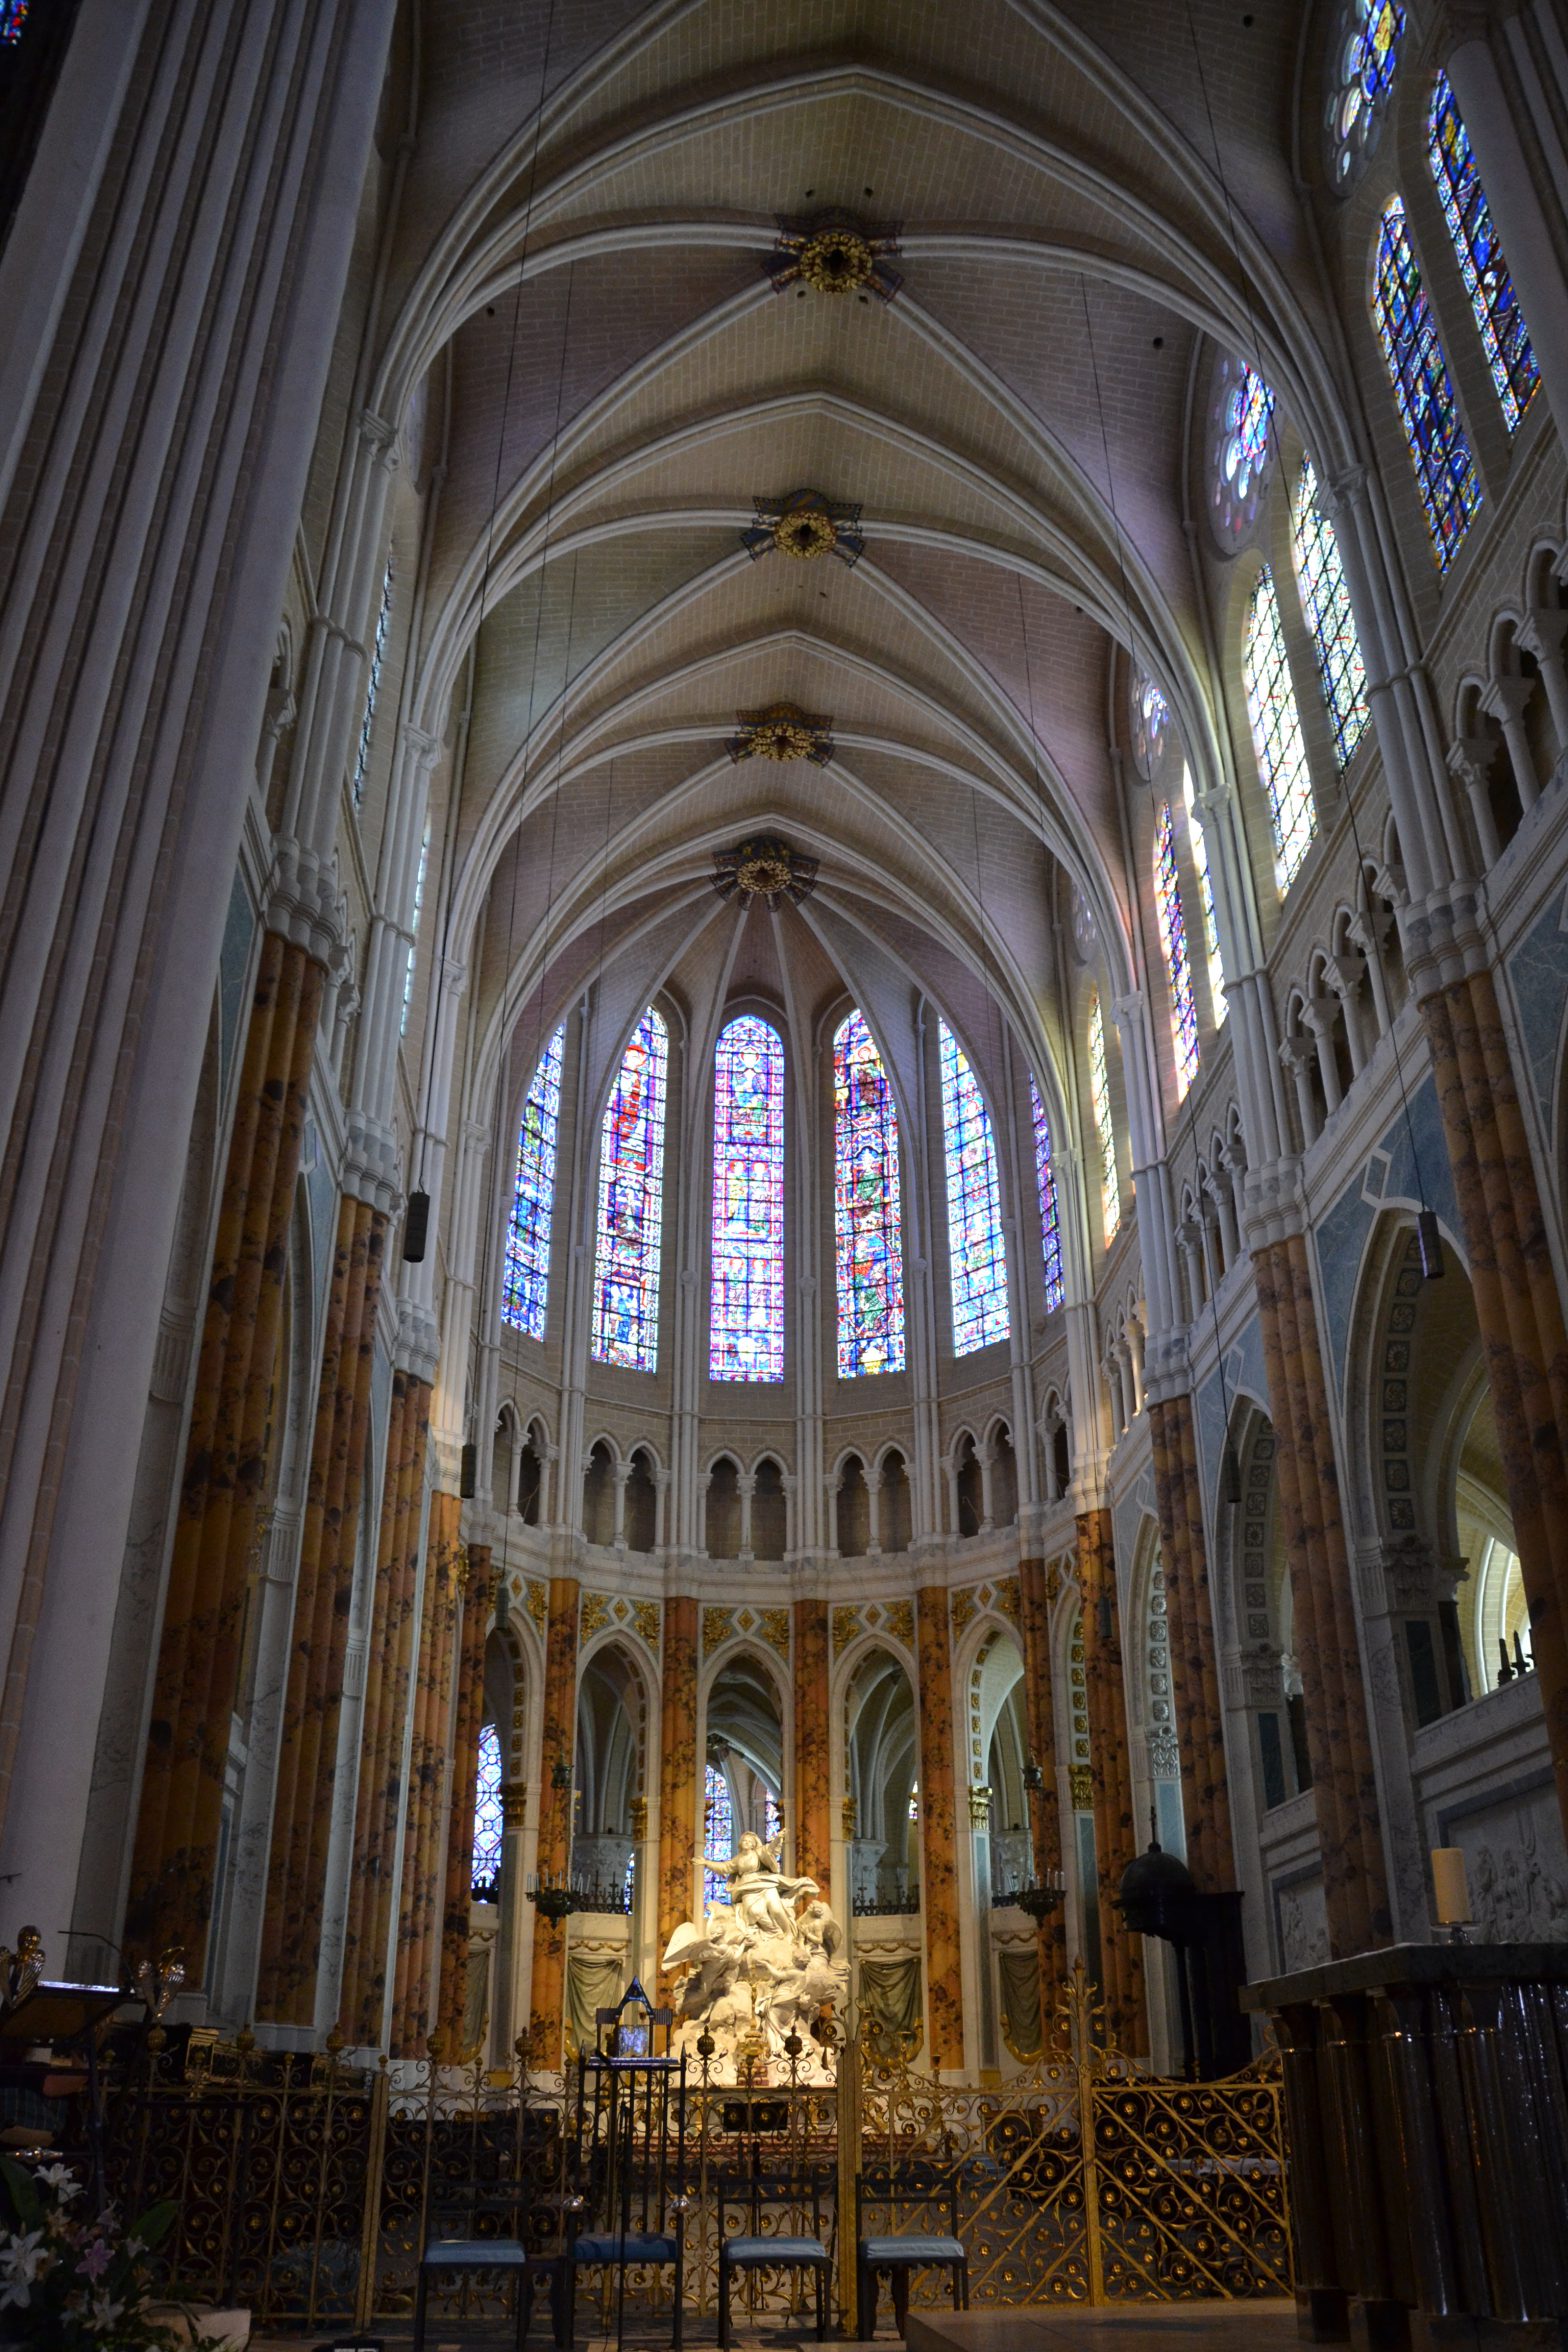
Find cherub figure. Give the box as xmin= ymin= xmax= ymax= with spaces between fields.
xmin=704 ymin=1830 xmax=818 ymax=1940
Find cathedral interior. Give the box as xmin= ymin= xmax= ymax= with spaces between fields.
xmin=4 ymin=0 xmax=1568 ymax=2340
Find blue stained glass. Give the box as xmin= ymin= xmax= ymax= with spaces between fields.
xmin=1244 ymin=568 xmax=1317 ymax=892
xmin=591 ymin=1008 xmax=668 ymax=1371
xmin=1155 ymin=803 xmax=1199 ymax=1099
xmin=765 ymin=1788 xmax=782 ymax=1842
xmin=1182 ymin=767 xmax=1227 ymax=1024
xmin=1330 ymin=1 xmax=1404 ymax=161
xmin=1291 ymin=461 xmax=1370 ymax=768
xmin=938 ymin=1020 xmax=1009 ymax=1355
xmin=1221 ymin=367 xmax=1275 ymax=503
xmin=709 ymin=1015 xmax=785 ymax=1381
xmin=833 ymin=1011 xmax=906 ymax=1377
xmin=0 ymin=2 xmax=29 ymax=43
xmin=502 ymin=1024 xmax=565 ymax=1339
xmin=1428 ymin=73 xmax=1538 ymax=433
xmin=472 ymin=1722 xmax=504 ymax=1898
xmin=353 ymin=556 xmax=393 ymax=808
xmin=704 ymin=1762 xmax=733 ymax=1909
xmin=1373 ymin=197 xmax=1482 ymax=570
xmin=1089 ymin=991 xmax=1120 ymax=1243
xmin=1029 ymin=1077 xmax=1065 ymax=1314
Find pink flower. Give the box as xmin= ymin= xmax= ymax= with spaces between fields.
xmin=77 ymin=2236 xmax=112 ymax=2281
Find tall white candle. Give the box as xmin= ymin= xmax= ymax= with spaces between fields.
xmin=1431 ymin=1846 xmax=1470 ymax=1925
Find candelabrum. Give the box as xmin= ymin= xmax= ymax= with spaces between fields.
xmin=991 ymin=1872 xmax=1066 ymax=1922
xmin=525 ymin=1870 xmax=635 ymax=1922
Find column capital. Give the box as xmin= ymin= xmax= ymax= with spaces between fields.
xmin=357 ymin=407 xmax=401 ymax=465
xmin=398 ymin=719 xmax=443 ymax=772
xmin=265 ymin=833 xmax=348 ymax=968
xmin=343 ymin=1110 xmax=402 ymax=1214
xmin=395 ymin=1297 xmax=441 ymax=1383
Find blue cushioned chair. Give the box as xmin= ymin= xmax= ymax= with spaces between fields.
xmin=413 ymin=2238 xmax=532 ymax=2352
xmin=854 ymin=2163 xmax=968 ymax=2340
xmin=560 ymin=1981 xmax=689 ymax=2347
xmin=716 ymin=2158 xmax=833 ymax=2347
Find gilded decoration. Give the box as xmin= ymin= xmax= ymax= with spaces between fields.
xmin=758 ymin=1606 xmax=791 ymax=1660
xmin=580 ymin=1591 xmax=612 ymax=1643
xmin=712 ymin=834 xmax=819 ymax=912
xmin=994 ymin=1574 xmax=1020 ymax=1621
xmin=832 ymin=1604 xmax=862 ymax=1655
xmin=883 ymin=1599 xmax=914 ymax=1646
xmin=631 ymin=1598 xmax=661 ymax=1653
xmin=726 ymin=703 xmax=834 ymax=766
xmin=1069 ymin=1764 xmax=1094 ymax=1812
xmin=762 ymin=209 xmax=903 ymax=302
xmin=526 ymin=1577 xmax=547 ymax=1631
xmin=500 ymin=1781 xmax=527 ymax=1830
xmin=950 ymin=1586 xmax=977 ymax=1637
xmin=742 ymin=488 xmax=865 ymax=568
xmin=702 ymin=1605 xmax=733 ymax=1657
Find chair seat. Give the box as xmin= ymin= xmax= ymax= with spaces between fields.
xmin=572 ymin=2229 xmax=679 ymax=2264
xmin=721 ymin=2234 xmax=831 ymax=2268
xmin=421 ymin=2238 xmax=533 ymax=2271
xmin=860 ymin=2234 xmax=965 ymax=2265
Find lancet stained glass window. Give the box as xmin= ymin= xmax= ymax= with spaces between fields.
xmin=1030 ymin=1076 xmax=1066 ymax=1314
xmin=1326 ymin=1 xmax=1405 ymax=183
xmin=938 ymin=1021 xmax=1009 ymax=1354
xmin=1373 ymin=197 xmax=1482 ymax=569
xmin=1182 ymin=768 xmax=1226 ymax=1024
xmin=704 ymin=1762 xmax=733 ymax=1908
xmin=709 ymin=1015 xmax=785 ymax=1382
xmin=1089 ymin=991 xmax=1120 ymax=1243
xmin=352 ymin=556 xmax=394 ymax=807
xmin=833 ymin=1010 xmax=906 ymax=1378
xmin=1291 ymin=461 xmax=1370 ymax=768
xmin=1244 ymin=569 xmax=1317 ymax=892
xmin=591 ymin=1008 xmax=668 ymax=1371
xmin=0 ymin=2 xmax=30 ymax=43
xmin=400 ymin=820 xmax=431 ymax=1037
xmin=502 ymin=1024 xmax=565 ymax=1338
xmin=472 ymin=1722 xmax=503 ymax=1899
xmin=1155 ymin=803 xmax=1200 ymax=1099
xmin=1428 ymin=73 xmax=1538 ymax=432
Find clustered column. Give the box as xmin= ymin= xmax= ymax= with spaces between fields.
xmin=1075 ymin=1509 xmax=1146 ymax=2053
xmin=1252 ymin=1234 xmax=1390 ymax=1955
xmin=915 ymin=1585 xmax=963 ymax=2072
xmin=390 ymin=1492 xmax=463 ymax=2056
xmin=438 ymin=1544 xmax=492 ymax=2042
xmin=526 ymin=1573 xmax=581 ymax=2067
xmin=1016 ymin=1556 xmax=1068 ymax=2042
xmin=125 ymin=935 xmax=324 ymax=1966
xmin=1147 ymin=1394 xmax=1234 ymax=1889
xmin=793 ymin=1596 xmax=831 ymax=1901
xmin=657 ymin=1595 xmax=699 ymax=1967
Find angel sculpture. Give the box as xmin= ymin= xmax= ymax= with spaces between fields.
xmin=703 ymin=1830 xmax=818 ymax=1941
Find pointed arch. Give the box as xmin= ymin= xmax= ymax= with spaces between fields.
xmin=709 ymin=1013 xmax=786 ymax=1381
xmin=1428 ymin=72 xmax=1538 ymax=432
xmin=937 ymin=1018 xmax=1009 ymax=1353
xmin=1372 ymin=195 xmax=1482 ymax=570
xmin=591 ymin=1006 xmax=669 ymax=1371
xmin=833 ymin=1008 xmax=906 ymax=1377
xmin=502 ymin=1022 xmax=565 ymax=1338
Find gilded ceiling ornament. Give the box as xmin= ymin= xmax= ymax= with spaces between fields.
xmin=763 ymin=209 xmax=903 ymax=303
xmin=712 ymin=833 xmax=820 ymax=913
xmin=742 ymin=488 xmax=865 ymax=568
xmin=726 ymin=703 xmax=834 ymax=767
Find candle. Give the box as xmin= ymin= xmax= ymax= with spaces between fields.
xmin=1431 ymin=1846 xmax=1470 ymax=1926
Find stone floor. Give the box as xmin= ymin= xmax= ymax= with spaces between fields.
xmin=252 ymin=2306 xmax=1300 ymax=2352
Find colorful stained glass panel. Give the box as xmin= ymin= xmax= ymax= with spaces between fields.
xmin=1155 ymin=803 xmax=1200 ymax=1099
xmin=1244 ymin=568 xmax=1317 ymax=891
xmin=1428 ymin=73 xmax=1538 ymax=432
xmin=591 ymin=1008 xmax=668 ymax=1371
xmin=709 ymin=1015 xmax=785 ymax=1381
xmin=1089 ymin=991 xmax=1120 ymax=1243
xmin=833 ymin=1010 xmax=906 ymax=1378
xmin=1182 ymin=767 xmax=1226 ymax=1024
xmin=502 ymin=1024 xmax=565 ymax=1338
xmin=1373 ymin=197 xmax=1482 ymax=569
xmin=472 ymin=1722 xmax=504 ymax=1898
xmin=353 ymin=556 xmax=393 ymax=807
xmin=1291 ymin=461 xmax=1370 ymax=768
xmin=1030 ymin=1076 xmax=1066 ymax=1314
xmin=938 ymin=1021 xmax=1009 ymax=1354
xmin=0 ymin=2 xmax=29 ymax=43
xmin=704 ymin=1761 xmax=733 ymax=1908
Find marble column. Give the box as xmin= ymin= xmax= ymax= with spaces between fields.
xmin=1252 ymin=1237 xmax=1391 ymax=1955
xmin=256 ymin=1194 xmax=386 ymax=2024
xmin=1147 ymin=1395 xmax=1235 ymax=1889
xmin=793 ymin=1596 xmax=831 ymax=1904
xmin=390 ymin=1490 xmax=461 ymax=2056
xmin=1076 ymin=1511 xmax=1146 ymax=2053
xmin=338 ymin=1368 xmax=431 ymax=2046
xmin=526 ymin=1574 xmax=580 ymax=2068
xmin=915 ymin=1585 xmax=963 ymax=2072
xmin=438 ymin=1544 xmax=491 ymax=2041
xmin=657 ymin=1594 xmax=699 ymax=1967
xmin=125 ymin=933 xmax=323 ymax=1969
xmin=1017 ymin=1557 xmax=1068 ymax=2040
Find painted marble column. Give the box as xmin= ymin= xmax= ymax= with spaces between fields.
xmin=1147 ymin=1395 xmax=1235 ymax=1889
xmin=793 ymin=1596 xmax=831 ymax=1904
xmin=438 ymin=1544 xmax=491 ymax=2042
xmin=1016 ymin=1556 xmax=1068 ymax=2034
xmin=125 ymin=933 xmax=323 ymax=1969
xmin=256 ymin=1194 xmax=386 ymax=2024
xmin=1075 ymin=1511 xmax=1146 ymax=2053
xmin=526 ymin=1574 xmax=580 ymax=2068
xmin=915 ymin=1585 xmax=963 ymax=2073
xmin=390 ymin=1490 xmax=461 ymax=2056
xmin=657 ymin=1594 xmax=699 ymax=1969
xmin=339 ymin=1368 xmax=431 ymax=2045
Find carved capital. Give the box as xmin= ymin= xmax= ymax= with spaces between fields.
xmin=265 ymin=835 xmax=348 ymax=969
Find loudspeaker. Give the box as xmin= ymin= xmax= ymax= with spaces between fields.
xmin=402 ymin=1188 xmax=430 ymax=1263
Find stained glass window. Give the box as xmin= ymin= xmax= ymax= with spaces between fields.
xmin=704 ymin=1761 xmax=733 ymax=1908
xmin=1180 ymin=769 xmax=1226 ymax=1025
xmin=0 ymin=3 xmax=29 ymax=43
xmin=472 ymin=1722 xmax=504 ymax=1899
xmin=1210 ymin=358 xmax=1276 ymax=544
xmin=1155 ymin=803 xmax=1199 ymax=1099
xmin=400 ymin=820 xmax=430 ymax=1038
xmin=833 ymin=1010 xmax=906 ymax=1377
xmin=591 ymin=1008 xmax=668 ymax=1371
xmin=1244 ymin=569 xmax=1318 ymax=892
xmin=502 ymin=1024 xmax=565 ymax=1338
xmin=709 ymin=1016 xmax=785 ymax=1381
xmin=1373 ymin=198 xmax=1483 ymax=570
xmin=1428 ymin=73 xmax=1538 ymax=432
xmin=1132 ymin=673 xmax=1170 ymax=781
xmin=1030 ymin=1076 xmax=1066 ymax=1314
xmin=764 ymin=1788 xmax=782 ymax=1842
xmin=1291 ymin=461 xmax=1370 ymax=768
xmin=1089 ymin=991 xmax=1120 ymax=1243
xmin=937 ymin=1021 xmax=1009 ymax=1354
xmin=352 ymin=556 xmax=393 ymax=807
xmin=1326 ymin=1 xmax=1405 ymax=184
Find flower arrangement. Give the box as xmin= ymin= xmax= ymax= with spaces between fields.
xmin=0 ymin=2155 xmax=178 ymax=2347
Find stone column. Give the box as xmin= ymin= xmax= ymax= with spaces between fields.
xmin=255 ymin=1194 xmax=387 ymax=2025
xmin=390 ymin=1492 xmax=462 ymax=2056
xmin=1076 ymin=1510 xmax=1146 ymax=2053
xmin=338 ymin=1366 xmax=432 ymax=2047
xmin=1017 ymin=1557 xmax=1068 ymax=2034
xmin=526 ymin=1574 xmax=580 ymax=2068
xmin=438 ymin=1545 xmax=491 ymax=2043
xmin=125 ymin=933 xmax=324 ymax=1969
xmin=1147 ymin=1394 xmax=1235 ymax=1890
xmin=1252 ymin=1235 xmax=1391 ymax=1955
xmin=657 ymin=1594 xmax=699 ymax=1966
xmin=915 ymin=1585 xmax=964 ymax=2072
xmin=793 ymin=1595 xmax=831 ymax=1904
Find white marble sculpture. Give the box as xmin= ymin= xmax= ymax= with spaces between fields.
xmin=660 ymin=1831 xmax=848 ymax=2082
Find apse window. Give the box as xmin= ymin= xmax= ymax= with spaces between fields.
xmin=1088 ymin=990 xmax=1120 ymax=1243
xmin=502 ymin=1023 xmax=565 ymax=1339
xmin=1291 ymin=461 xmax=1370 ymax=768
xmin=1428 ymin=73 xmax=1538 ymax=432
xmin=1182 ymin=767 xmax=1227 ymax=1022
xmin=833 ymin=1009 xmax=907 ymax=1377
xmin=1372 ymin=196 xmax=1482 ymax=570
xmin=1154 ymin=801 xmax=1199 ymax=1098
xmin=1029 ymin=1076 xmax=1066 ymax=1315
xmin=709 ymin=1015 xmax=785 ymax=1381
xmin=471 ymin=1722 xmax=503 ymax=1900
xmin=1244 ymin=568 xmax=1317 ymax=891
xmin=1325 ymin=0 xmax=1405 ymax=186
xmin=937 ymin=1020 xmax=1009 ymax=1353
xmin=591 ymin=1008 xmax=668 ymax=1372
xmin=1208 ymin=356 xmax=1276 ymax=548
